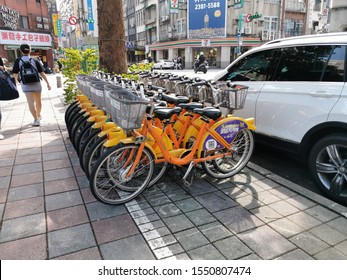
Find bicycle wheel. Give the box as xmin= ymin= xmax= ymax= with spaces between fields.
xmin=75 ymin=121 xmax=95 ymax=155
xmin=65 ymin=100 xmax=79 ymax=125
xmin=79 ymin=128 xmax=102 ymax=171
xmin=67 ymin=109 xmax=85 ymax=137
xmin=201 ymin=129 xmax=254 ymax=179
xmin=89 ymin=144 xmax=154 ymax=205
xmin=85 ymin=134 xmax=108 ymax=179
xmin=70 ymin=115 xmax=89 ymax=149
xmin=149 ymin=161 xmax=169 ymax=186
xmin=66 ymin=105 xmax=85 ymax=132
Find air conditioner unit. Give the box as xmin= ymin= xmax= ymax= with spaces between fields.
xmin=161 ymin=15 xmax=169 ymax=22
xmin=262 ymin=30 xmax=268 ymax=40
xmin=245 ymin=27 xmax=251 ymax=34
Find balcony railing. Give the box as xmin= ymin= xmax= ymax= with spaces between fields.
xmin=285 ymin=0 xmax=306 ymax=13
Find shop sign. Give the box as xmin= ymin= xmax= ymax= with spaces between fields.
xmin=0 ymin=30 xmax=52 ymax=46
xmin=0 ymin=5 xmax=20 ymax=30
xmin=234 ymin=0 xmax=244 ymax=10
xmin=169 ymin=0 xmax=179 ymax=14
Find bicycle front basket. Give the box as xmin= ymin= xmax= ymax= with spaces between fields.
xmin=109 ymin=89 xmax=149 ymax=130
xmin=222 ymin=85 xmax=249 ymax=110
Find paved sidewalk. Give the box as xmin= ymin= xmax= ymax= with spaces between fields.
xmin=1 ymin=74 xmax=347 ymax=260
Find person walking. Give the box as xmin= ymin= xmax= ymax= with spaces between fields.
xmin=0 ymin=57 xmax=5 ymax=139
xmin=12 ymin=44 xmax=51 ymax=126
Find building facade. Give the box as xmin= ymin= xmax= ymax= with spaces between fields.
xmin=0 ymin=0 xmax=54 ymax=68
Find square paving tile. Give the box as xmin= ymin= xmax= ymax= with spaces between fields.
xmin=133 ymin=213 xmax=161 ymax=226
xmin=44 ymin=178 xmax=79 ymax=195
xmin=44 ymin=167 xmax=75 ymax=182
xmin=129 ymin=207 xmax=156 ymax=219
xmin=100 ymin=234 xmax=155 ymax=260
xmin=0 ymin=189 xmax=8 ymax=203
xmin=11 ymin=171 xmax=43 ymax=187
xmin=276 ymin=249 xmax=314 ymax=260
xmin=7 ymin=183 xmax=43 ymax=202
xmin=327 ymin=217 xmax=347 ymax=236
xmin=138 ymin=220 xmax=166 ymax=233
xmin=0 ymin=234 xmax=47 ymax=260
xmin=3 ymin=196 xmax=44 ymax=220
xmin=142 ymin=227 xmax=171 ymax=241
xmin=153 ymin=243 xmax=184 ymax=259
xmin=309 ymin=224 xmax=347 ymax=246
xmin=43 ymin=158 xmax=72 ymax=171
xmin=234 ymin=194 xmax=264 ymax=210
xmin=154 ymin=203 xmax=182 ymax=218
xmin=250 ymin=205 xmax=283 ymax=223
xmin=48 ymin=223 xmax=96 ymax=259
xmin=12 ymin=162 xmax=42 ymax=175
xmin=45 ymin=190 xmax=83 ymax=211
xmin=14 ymin=154 xmax=41 ymax=165
xmin=47 ymin=205 xmax=89 ymax=232
xmin=147 ymin=234 xmax=177 ymax=250
xmin=289 ymin=232 xmax=330 ymax=255
xmin=0 ymin=166 xmax=12 ymax=178
xmin=163 ymin=214 xmax=195 ymax=233
xmin=52 ymin=247 xmax=102 ymax=260
xmin=214 ymin=236 xmax=252 ymax=260
xmin=175 ymin=198 xmax=203 ymax=213
xmin=86 ymin=201 xmax=127 ymax=221
xmin=314 ymin=247 xmax=347 ymax=260
xmin=286 ymin=196 xmax=316 ymax=210
xmin=0 ymin=176 xmax=11 ymax=191
xmin=198 ymin=221 xmax=233 ymax=242
xmin=92 ymin=214 xmax=139 ymax=244
xmin=0 ymin=157 xmax=15 ymax=168
xmin=0 ymin=213 xmax=46 ymax=243
xmin=214 ymin=206 xmax=264 ymax=234
xmin=188 ymin=244 xmax=226 ymax=260
xmin=174 ymin=228 xmax=209 ymax=251
xmin=268 ymin=217 xmax=305 ymax=238
xmin=287 ymin=212 xmax=322 ymax=230
xmin=238 ymin=225 xmax=296 ymax=259
xmin=186 ymin=208 xmax=216 ymax=226
xmin=305 ymin=205 xmax=339 ymax=223
xmin=42 ymin=151 xmax=69 ymax=161
xmin=268 ymin=200 xmax=300 ymax=216
xmin=196 ymin=191 xmax=237 ymax=212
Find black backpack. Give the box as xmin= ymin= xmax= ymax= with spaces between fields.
xmin=19 ymin=58 xmax=40 ymax=84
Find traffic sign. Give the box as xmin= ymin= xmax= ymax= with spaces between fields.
xmin=68 ymin=16 xmax=78 ymax=25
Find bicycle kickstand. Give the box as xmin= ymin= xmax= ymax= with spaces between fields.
xmin=182 ymin=161 xmax=195 ymax=194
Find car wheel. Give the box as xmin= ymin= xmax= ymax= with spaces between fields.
xmin=308 ymin=133 xmax=347 ymax=204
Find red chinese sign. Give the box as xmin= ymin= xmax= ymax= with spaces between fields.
xmin=0 ymin=30 xmax=52 ymax=46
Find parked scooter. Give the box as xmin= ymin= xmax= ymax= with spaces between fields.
xmin=194 ymin=60 xmax=209 ymax=73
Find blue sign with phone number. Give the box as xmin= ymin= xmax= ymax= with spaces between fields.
xmin=188 ymin=0 xmax=227 ymax=39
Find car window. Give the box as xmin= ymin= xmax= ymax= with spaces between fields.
xmin=221 ymin=49 xmax=278 ymax=82
xmin=275 ymin=45 xmax=346 ymax=82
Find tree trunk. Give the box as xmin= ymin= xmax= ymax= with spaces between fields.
xmin=97 ymin=0 xmax=127 ymax=74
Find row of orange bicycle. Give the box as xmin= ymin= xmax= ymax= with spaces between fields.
xmin=65 ymin=71 xmax=256 ymax=205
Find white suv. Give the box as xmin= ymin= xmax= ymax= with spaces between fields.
xmin=214 ymin=32 xmax=347 ymax=204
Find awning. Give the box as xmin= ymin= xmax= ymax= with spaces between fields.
xmin=4 ymin=45 xmax=52 ymax=50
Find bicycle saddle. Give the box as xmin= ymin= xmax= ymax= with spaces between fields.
xmin=154 ymin=107 xmax=182 ymax=120
xmin=193 ymin=107 xmax=222 ymax=120
xmin=161 ymin=93 xmax=189 ymax=105
xmin=178 ymin=102 xmax=203 ymax=111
